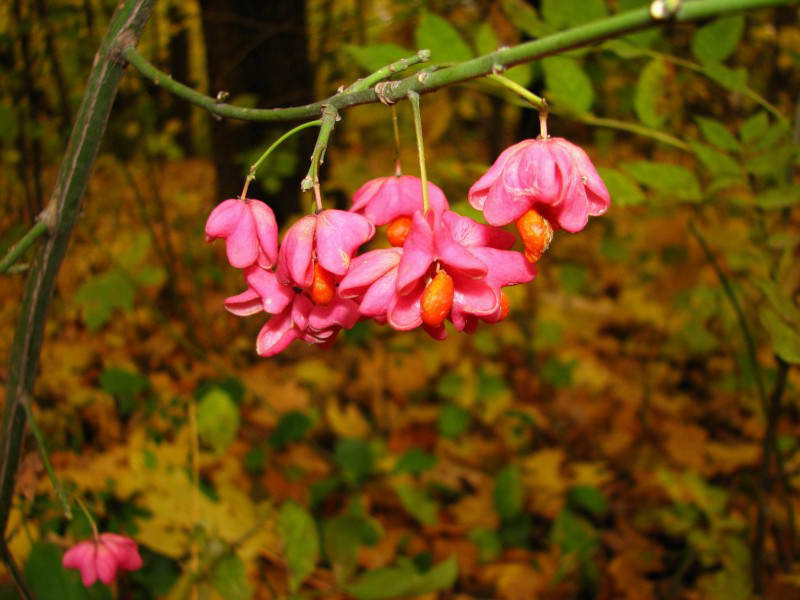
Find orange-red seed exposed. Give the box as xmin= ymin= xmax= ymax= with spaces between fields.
xmin=310 ymin=262 xmax=336 ymax=305
xmin=498 ymin=291 xmax=510 ymax=321
xmin=421 ymin=270 xmax=454 ymax=327
xmin=516 ymin=209 xmax=554 ymax=263
xmin=386 ymin=216 xmax=413 ymax=247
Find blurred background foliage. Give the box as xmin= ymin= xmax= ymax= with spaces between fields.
xmin=1 ymin=0 xmax=800 ymax=598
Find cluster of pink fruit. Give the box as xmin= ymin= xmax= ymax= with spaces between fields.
xmin=205 ymin=136 xmax=610 ymax=357
xmin=58 ymin=139 xmax=609 ymax=588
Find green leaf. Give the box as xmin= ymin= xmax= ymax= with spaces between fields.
xmin=602 ymin=39 xmax=651 ymax=59
xmin=689 ymin=141 xmax=741 ymax=178
xmin=692 ymin=15 xmax=745 ymax=63
xmin=621 ymin=160 xmax=702 ymax=202
xmin=695 ymin=117 xmax=742 ymax=152
xmin=394 ymin=448 xmax=437 ymax=475
xmin=436 ymin=373 xmax=464 ymax=399
xmin=597 ymin=167 xmax=645 ymax=206
xmin=755 ymin=278 xmax=800 ymax=326
xmin=99 ymin=368 xmax=149 ymax=417
xmin=761 ymin=308 xmax=800 ymax=364
xmin=324 ymin=512 xmax=381 ymax=582
xmin=395 ymin=483 xmax=438 ymax=525
xmin=415 ymin=11 xmax=473 ymax=64
xmin=475 ymin=23 xmax=498 ymax=56
xmin=469 ymin=528 xmax=502 ymax=562
xmin=541 ymin=358 xmax=576 ymax=388
xmin=754 ymin=187 xmax=800 ymax=209
xmin=99 ymin=367 xmax=148 ymax=399
xmin=477 ymin=372 xmax=509 ymax=400
xmin=550 ymin=508 xmax=599 ymax=581
xmin=75 ymin=270 xmax=136 ymax=330
xmin=344 ymin=43 xmax=412 ymax=73
xmin=334 ymin=438 xmax=374 ymax=485
xmin=24 ymin=542 xmax=103 ymax=600
xmin=542 ymin=0 xmax=607 ymax=29
xmin=278 ymin=502 xmax=320 ymax=593
xmin=438 ymin=403 xmax=471 ymax=438
xmin=542 ymin=56 xmax=594 ymax=114
xmin=634 ymin=58 xmax=668 ymax=128
xmin=500 ymin=0 xmax=553 ymax=37
xmin=196 ymin=388 xmax=240 ymax=453
xmin=701 ymin=62 xmax=748 ymax=93
xmin=211 ymin=554 xmax=252 ymax=600
xmin=494 ymin=464 xmax=524 ymax=520
xmin=345 ymin=557 xmax=458 ymax=600
xmin=560 ymin=263 xmax=588 ymax=294
xmin=739 ymin=112 xmax=769 ymax=143
xmin=568 ymin=486 xmax=608 ymax=516
xmin=270 ymin=411 xmax=312 ymax=449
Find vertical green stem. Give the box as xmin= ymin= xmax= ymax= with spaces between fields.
xmin=391 ymin=105 xmax=402 ymax=176
xmin=0 ymin=2 xmax=154 ymax=596
xmin=407 ymin=91 xmax=429 ymax=215
xmin=302 ymin=105 xmax=339 ymax=212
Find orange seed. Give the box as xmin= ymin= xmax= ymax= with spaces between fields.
xmin=386 ymin=216 xmax=413 ymax=247
xmin=310 ymin=262 xmax=336 ymax=305
xmin=421 ymin=270 xmax=454 ymax=327
xmin=516 ymin=209 xmax=554 ymax=263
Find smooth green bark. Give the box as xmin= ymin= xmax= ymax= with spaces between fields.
xmin=124 ymin=0 xmax=792 ymax=122
xmin=0 ymin=0 xmax=154 ymax=596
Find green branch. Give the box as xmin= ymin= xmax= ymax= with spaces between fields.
xmin=302 ymin=105 xmax=339 ymax=211
xmin=0 ymin=1 xmax=155 ymax=595
xmin=346 ymin=49 xmax=431 ymax=93
xmin=122 ymin=0 xmax=792 ymax=123
xmin=0 ymin=222 xmax=48 ymax=274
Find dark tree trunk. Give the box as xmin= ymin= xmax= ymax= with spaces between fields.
xmin=200 ymin=0 xmax=315 ymax=224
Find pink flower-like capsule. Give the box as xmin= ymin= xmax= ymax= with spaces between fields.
xmin=468 ymin=137 xmax=610 ymax=233
xmin=276 ymin=210 xmax=375 ymax=291
xmin=351 ymin=176 xmax=449 ymax=247
xmin=205 ymin=198 xmax=279 ymax=269
xmin=62 ymin=533 xmax=143 ymax=587
xmin=255 ymin=292 xmax=360 ymax=356
xmin=339 ymin=210 xmax=534 ymax=339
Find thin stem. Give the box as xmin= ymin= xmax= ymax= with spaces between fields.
xmin=578 ymin=114 xmax=690 ymax=150
xmin=122 ymin=0 xmax=793 ymax=123
xmin=240 ymin=120 xmax=322 ymax=200
xmin=487 ymin=73 xmax=547 ymax=112
xmin=0 ymin=541 xmax=33 ymax=600
xmin=639 ymin=48 xmax=787 ymax=125
xmin=0 ymin=0 xmax=154 ymax=570
xmin=347 ymin=49 xmax=431 ymax=93
xmin=20 ymin=394 xmax=72 ymax=519
xmin=0 ymin=222 xmax=48 ymax=274
xmin=302 ymin=105 xmax=339 ymax=210
xmin=74 ymin=495 xmax=99 ymax=538
xmin=391 ymin=105 xmax=402 ymax=176
xmin=189 ymin=397 xmax=200 ymax=600
xmin=407 ymin=91 xmax=429 ymax=214
xmin=688 ymin=221 xmax=767 ymax=407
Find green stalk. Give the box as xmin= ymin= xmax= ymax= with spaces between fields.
xmin=302 ymin=105 xmax=339 ymax=211
xmin=122 ymin=0 xmax=792 ymax=123
xmin=407 ymin=91 xmax=430 ymax=214
xmin=346 ymin=49 xmax=431 ymax=93
xmin=0 ymin=2 xmax=154 ymax=597
xmin=20 ymin=395 xmax=72 ymax=519
xmin=487 ymin=74 xmax=547 ymax=112
xmin=240 ymin=119 xmax=321 ymax=200
xmin=0 ymin=222 xmax=48 ymax=274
